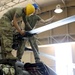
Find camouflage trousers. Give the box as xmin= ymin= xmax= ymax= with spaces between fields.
xmin=16 ymin=36 xmax=40 ymax=62
xmin=0 ymin=18 xmax=14 ymax=58
xmin=28 ymin=36 xmax=40 ymax=63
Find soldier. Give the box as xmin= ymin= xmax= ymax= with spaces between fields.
xmin=0 ymin=3 xmax=35 ymax=60
xmin=15 ymin=3 xmax=55 ymax=62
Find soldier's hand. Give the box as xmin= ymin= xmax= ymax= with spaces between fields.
xmin=24 ymin=31 xmax=35 ymax=37
xmin=20 ymin=30 xmax=25 ymax=36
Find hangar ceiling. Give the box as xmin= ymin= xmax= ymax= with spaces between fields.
xmin=0 ymin=0 xmax=75 ymax=17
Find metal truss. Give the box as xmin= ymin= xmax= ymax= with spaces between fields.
xmin=38 ymin=33 xmax=75 ymax=45
xmin=0 ymin=0 xmax=27 ymax=12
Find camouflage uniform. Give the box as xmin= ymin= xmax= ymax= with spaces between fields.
xmin=0 ymin=7 xmax=25 ymax=59
xmin=16 ymin=14 xmax=41 ymax=62
xmin=1 ymin=64 xmax=15 ymax=75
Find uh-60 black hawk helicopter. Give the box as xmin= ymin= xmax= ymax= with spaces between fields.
xmin=0 ymin=15 xmax=75 ymax=75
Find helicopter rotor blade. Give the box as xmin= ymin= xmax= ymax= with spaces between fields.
xmin=29 ymin=15 xmax=75 ymax=34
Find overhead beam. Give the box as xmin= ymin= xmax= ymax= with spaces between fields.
xmin=38 ymin=0 xmax=75 ymax=14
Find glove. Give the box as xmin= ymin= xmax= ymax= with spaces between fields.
xmin=17 ymin=33 xmax=24 ymax=40
xmin=13 ymin=33 xmax=24 ymax=40
xmin=24 ymin=31 xmax=35 ymax=37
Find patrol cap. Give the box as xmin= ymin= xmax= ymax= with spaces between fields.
xmin=26 ymin=3 xmax=35 ymax=16
xmin=32 ymin=3 xmax=39 ymax=9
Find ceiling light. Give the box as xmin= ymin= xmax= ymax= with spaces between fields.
xmin=54 ymin=4 xmax=63 ymax=13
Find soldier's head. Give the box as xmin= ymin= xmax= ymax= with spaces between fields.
xmin=32 ymin=3 xmax=40 ymax=14
xmin=32 ymin=3 xmax=39 ymax=10
xmin=24 ymin=3 xmax=35 ymax=16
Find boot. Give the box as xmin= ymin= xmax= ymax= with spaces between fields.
xmin=5 ymin=52 xmax=17 ymax=60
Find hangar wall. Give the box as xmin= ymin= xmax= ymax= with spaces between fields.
xmin=37 ymin=6 xmax=75 ymax=45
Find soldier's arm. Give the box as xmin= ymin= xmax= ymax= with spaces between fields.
xmin=39 ymin=15 xmax=55 ymax=24
xmin=13 ymin=14 xmax=25 ymax=36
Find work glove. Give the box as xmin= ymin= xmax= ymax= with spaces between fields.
xmin=13 ymin=31 xmax=36 ymax=41
xmin=24 ymin=31 xmax=36 ymax=37
xmin=13 ymin=33 xmax=24 ymax=40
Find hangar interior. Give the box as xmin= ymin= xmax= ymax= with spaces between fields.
xmin=0 ymin=0 xmax=75 ymax=75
